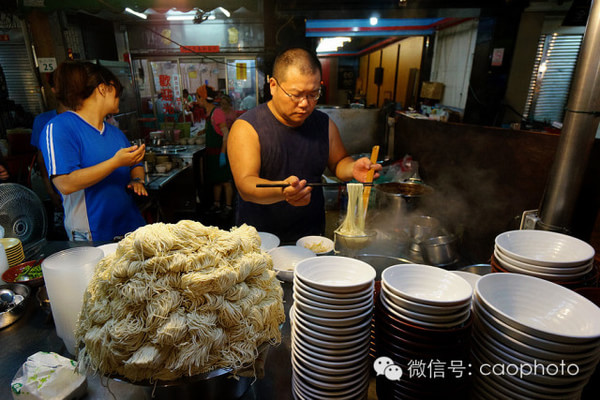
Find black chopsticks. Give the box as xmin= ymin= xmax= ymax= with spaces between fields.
xmin=256 ymin=182 xmax=374 ymax=188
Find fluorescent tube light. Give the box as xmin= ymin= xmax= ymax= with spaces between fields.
xmin=124 ymin=7 xmax=147 ymax=20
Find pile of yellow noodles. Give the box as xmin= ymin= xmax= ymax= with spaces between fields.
xmin=75 ymin=220 xmax=285 ymax=382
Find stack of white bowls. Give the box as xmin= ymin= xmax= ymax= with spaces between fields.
xmin=493 ymin=230 xmax=596 ymax=286
xmin=375 ymin=265 xmax=473 ymax=399
xmin=471 ymin=273 xmax=600 ymax=400
xmin=291 ymin=256 xmax=375 ymax=400
xmin=380 ymin=264 xmax=473 ymax=330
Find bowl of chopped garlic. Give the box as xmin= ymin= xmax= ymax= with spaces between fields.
xmin=296 ymin=236 xmax=334 ymax=255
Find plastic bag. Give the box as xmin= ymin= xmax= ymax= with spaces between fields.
xmin=380 ymin=154 xmax=420 ymax=182
xmin=11 ymin=352 xmax=87 ymax=400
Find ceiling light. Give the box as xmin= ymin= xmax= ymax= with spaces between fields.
xmin=124 ymin=7 xmax=147 ymax=20
xmin=316 ymin=37 xmax=351 ymax=53
xmin=167 ymin=15 xmax=195 ymax=21
xmin=215 ymin=7 xmax=231 ymax=17
xmin=370 ymin=17 xmax=378 ymax=26
xmin=166 ymin=8 xmax=197 ymax=21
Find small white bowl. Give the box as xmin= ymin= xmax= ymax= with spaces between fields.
xmin=296 ymin=235 xmax=334 ymax=255
xmin=97 ymin=243 xmax=118 ymax=257
xmin=258 ymin=231 xmax=280 ymax=252
xmin=294 ymin=256 xmax=375 ymax=293
xmin=294 ymin=274 xmax=374 ymax=300
xmin=475 ymin=273 xmax=600 ymax=342
xmin=495 ymin=230 xmax=595 ymax=267
xmin=268 ymin=245 xmax=315 ymax=281
xmin=292 ymin=346 xmax=369 ymax=375
xmin=293 ymin=280 xmax=373 ymax=307
xmin=382 ymin=264 xmax=473 ymax=306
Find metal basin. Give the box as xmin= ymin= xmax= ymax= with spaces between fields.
xmin=419 ymin=235 xmax=459 ymax=267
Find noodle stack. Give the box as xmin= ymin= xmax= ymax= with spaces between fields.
xmin=75 ymin=220 xmax=285 ymax=382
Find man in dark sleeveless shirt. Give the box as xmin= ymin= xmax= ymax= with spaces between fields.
xmin=228 ymin=48 xmax=381 ymax=243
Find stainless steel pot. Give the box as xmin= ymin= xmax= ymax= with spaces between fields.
xmin=375 ymin=181 xmax=433 ymax=223
xmin=419 ymin=234 xmax=459 ymax=267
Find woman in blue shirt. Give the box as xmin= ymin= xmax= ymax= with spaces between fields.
xmin=39 ymin=61 xmax=147 ymax=241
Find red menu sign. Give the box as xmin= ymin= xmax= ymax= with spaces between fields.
xmin=180 ymin=45 xmax=220 ymax=53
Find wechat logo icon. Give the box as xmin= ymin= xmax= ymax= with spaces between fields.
xmin=374 ymin=356 xmax=403 ymax=381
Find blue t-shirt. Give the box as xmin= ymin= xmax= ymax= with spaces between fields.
xmin=40 ymin=111 xmax=145 ymax=241
xmin=31 ymin=109 xmax=58 ymax=149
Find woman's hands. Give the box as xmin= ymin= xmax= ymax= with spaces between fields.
xmin=113 ymin=144 xmax=145 ymax=167
xmin=282 ymin=176 xmax=312 ymax=207
xmin=127 ymin=179 xmax=148 ymax=196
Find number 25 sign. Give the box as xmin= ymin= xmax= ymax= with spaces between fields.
xmin=38 ymin=57 xmax=57 ymax=73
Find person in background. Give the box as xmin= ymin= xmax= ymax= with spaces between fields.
xmin=0 ymin=152 xmax=9 ymax=181
xmin=240 ymin=89 xmax=257 ymax=110
xmin=39 ymin=61 xmax=147 ymax=241
xmin=219 ymin=94 xmax=237 ymax=129
xmin=182 ymin=88 xmax=194 ymax=124
xmin=196 ymin=84 xmax=233 ymax=215
xmin=227 ymin=47 xmax=381 ymax=242
xmin=31 ymin=71 xmax=68 ymax=209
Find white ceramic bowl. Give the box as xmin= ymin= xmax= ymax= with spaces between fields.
xmin=494 ymin=248 xmax=593 ymax=279
xmin=379 ymin=291 xmax=471 ymax=329
xmin=475 ymin=273 xmax=600 ymax=342
xmin=291 ymin=323 xmax=370 ymax=359
xmin=382 ymin=264 xmax=473 ymax=306
xmin=381 ymin=280 xmax=469 ymax=315
xmin=294 ymin=274 xmax=374 ymax=300
xmin=473 ymin=308 xmax=600 ymax=363
xmin=380 ymin=289 xmax=470 ymax=324
xmin=268 ymin=245 xmax=315 ymax=281
xmin=294 ymin=322 xmax=371 ymax=349
xmin=292 ymin=357 xmax=369 ymax=384
xmin=291 ymin=305 xmax=373 ymax=336
xmin=293 ymin=373 xmax=368 ymax=400
xmin=296 ymin=235 xmax=334 ymax=255
xmin=494 ymin=247 xmax=593 ymax=274
xmin=291 ymin=360 xmax=369 ymax=390
xmin=293 ymin=290 xmax=372 ymax=312
xmin=293 ymin=294 xmax=372 ymax=319
xmin=258 ymin=231 xmax=280 ymax=252
xmin=473 ymin=297 xmax=600 ymax=354
xmin=293 ymin=301 xmax=373 ymax=328
xmin=293 ymin=280 xmax=373 ymax=307
xmin=97 ymin=243 xmax=118 ymax=257
xmin=495 ymin=230 xmax=595 ymax=267
xmin=294 ymin=256 xmax=375 ymax=293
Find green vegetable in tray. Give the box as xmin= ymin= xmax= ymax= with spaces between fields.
xmin=16 ymin=263 xmax=43 ymax=281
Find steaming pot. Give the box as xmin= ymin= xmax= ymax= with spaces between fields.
xmin=375 ymin=180 xmax=433 ymax=223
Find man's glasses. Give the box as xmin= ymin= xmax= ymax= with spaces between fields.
xmin=274 ymin=77 xmax=321 ymax=103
